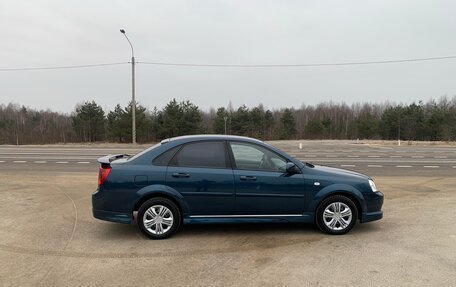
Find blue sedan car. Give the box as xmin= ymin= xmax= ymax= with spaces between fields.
xmin=92 ymin=135 xmax=383 ymax=239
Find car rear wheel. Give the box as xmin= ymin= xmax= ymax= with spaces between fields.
xmin=316 ymin=195 xmax=358 ymax=235
xmin=137 ymin=197 xmax=181 ymax=239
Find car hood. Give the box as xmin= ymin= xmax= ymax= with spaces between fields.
xmin=309 ymin=164 xmax=370 ymax=181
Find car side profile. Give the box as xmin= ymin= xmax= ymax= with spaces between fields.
xmin=92 ymin=135 xmax=383 ymax=239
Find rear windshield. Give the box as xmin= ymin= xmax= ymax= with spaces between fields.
xmin=127 ymin=143 xmax=161 ymax=161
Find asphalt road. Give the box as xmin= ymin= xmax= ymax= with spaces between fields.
xmin=0 ymin=140 xmax=455 ymax=286
xmin=0 ymin=140 xmax=455 ymax=176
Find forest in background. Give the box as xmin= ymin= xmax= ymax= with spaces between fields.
xmin=0 ymin=96 xmax=455 ymax=144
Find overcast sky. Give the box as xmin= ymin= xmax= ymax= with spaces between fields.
xmin=1 ymin=0 xmax=456 ymax=113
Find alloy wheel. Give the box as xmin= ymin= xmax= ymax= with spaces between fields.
xmin=143 ymin=205 xmax=174 ymax=235
xmin=322 ymin=202 xmax=353 ymax=231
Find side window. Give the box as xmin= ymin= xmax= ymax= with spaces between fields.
xmin=229 ymin=142 xmax=287 ymax=172
xmin=152 ymin=146 xmax=181 ymax=166
xmin=170 ymin=141 xmax=228 ymax=168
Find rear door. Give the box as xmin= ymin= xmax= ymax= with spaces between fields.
xmin=228 ymin=141 xmax=306 ymax=215
xmin=165 ymin=141 xmax=235 ymax=215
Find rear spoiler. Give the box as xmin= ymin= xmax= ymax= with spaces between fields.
xmin=97 ymin=154 xmax=130 ymax=165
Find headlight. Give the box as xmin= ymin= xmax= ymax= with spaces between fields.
xmin=369 ymin=179 xmax=378 ymax=192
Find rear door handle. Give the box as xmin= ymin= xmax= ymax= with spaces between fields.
xmin=172 ymin=172 xmax=190 ymax=178
xmin=240 ymin=175 xmax=257 ymax=181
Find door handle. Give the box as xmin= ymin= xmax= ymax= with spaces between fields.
xmin=240 ymin=175 xmax=257 ymax=181
xmin=172 ymin=172 xmax=190 ymax=178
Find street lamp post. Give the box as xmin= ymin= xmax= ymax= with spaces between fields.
xmin=120 ymin=29 xmax=136 ymax=144
xmin=398 ymin=114 xmax=401 ymax=146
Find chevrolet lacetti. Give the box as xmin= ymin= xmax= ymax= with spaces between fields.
xmin=92 ymin=135 xmax=383 ymax=239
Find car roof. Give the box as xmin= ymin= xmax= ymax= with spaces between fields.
xmin=161 ymin=134 xmax=264 ymax=145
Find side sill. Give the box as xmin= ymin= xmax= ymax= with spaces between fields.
xmin=189 ymin=214 xmax=303 ymax=218
xmin=184 ymin=213 xmax=313 ymax=224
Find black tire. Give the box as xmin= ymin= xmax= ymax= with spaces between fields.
xmin=137 ymin=197 xmax=181 ymax=239
xmin=315 ymin=195 xmax=358 ymax=235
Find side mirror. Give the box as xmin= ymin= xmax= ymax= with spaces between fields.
xmin=285 ymin=162 xmax=301 ymax=174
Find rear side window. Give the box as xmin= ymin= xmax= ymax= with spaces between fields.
xmin=170 ymin=141 xmax=228 ymax=168
xmin=152 ymin=146 xmax=181 ymax=166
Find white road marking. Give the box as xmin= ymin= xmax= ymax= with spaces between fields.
xmin=423 ymin=166 xmax=439 ymax=168
xmin=453 ymin=166 xmax=456 ymax=168
xmin=367 ymin=165 xmax=382 ymax=168
xmin=77 ymin=161 xmax=90 ymax=164
xmin=368 ymin=155 xmax=380 ymax=158
xmin=396 ymin=165 xmax=412 ymax=168
xmin=56 ymin=161 xmax=69 ymax=164
xmin=434 ymin=156 xmax=447 ymax=159
xmin=0 ymin=160 xmax=5 ymax=163
xmin=34 ymin=161 xmax=46 ymax=163
xmin=411 ymin=156 xmax=424 ymax=158
xmin=13 ymin=160 xmax=26 ymax=163
xmin=347 ymin=155 xmax=359 ymax=158
xmin=390 ymin=155 xmax=402 ymax=158
xmin=341 ymin=164 xmax=356 ymax=167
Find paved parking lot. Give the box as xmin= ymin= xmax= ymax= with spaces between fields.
xmin=0 ymin=141 xmax=455 ymax=286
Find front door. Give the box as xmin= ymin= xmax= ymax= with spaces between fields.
xmin=229 ymin=141 xmax=305 ymax=215
xmin=166 ymin=141 xmax=235 ymax=215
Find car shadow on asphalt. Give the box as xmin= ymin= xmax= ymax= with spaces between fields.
xmin=95 ymin=222 xmax=319 ymax=239
xmin=180 ymin=222 xmax=318 ymax=236
xmin=97 ymin=221 xmax=382 ymax=241
xmin=349 ymin=221 xmax=383 ymax=234
xmin=95 ymin=222 xmax=141 ymax=240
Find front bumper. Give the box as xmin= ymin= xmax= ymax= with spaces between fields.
xmin=361 ymin=210 xmax=383 ymax=223
xmin=361 ymin=191 xmax=384 ymax=223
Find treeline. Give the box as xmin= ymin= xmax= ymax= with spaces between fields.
xmin=0 ymin=104 xmax=75 ymax=144
xmin=0 ymin=96 xmax=455 ymax=144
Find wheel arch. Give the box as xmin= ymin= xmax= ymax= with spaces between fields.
xmin=311 ymin=184 xmax=366 ymax=220
xmin=132 ymin=185 xmax=189 ymax=219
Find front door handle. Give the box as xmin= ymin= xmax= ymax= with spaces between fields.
xmin=172 ymin=172 xmax=190 ymax=178
xmin=240 ymin=175 xmax=257 ymax=181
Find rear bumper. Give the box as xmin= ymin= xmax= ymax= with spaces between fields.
xmin=92 ymin=208 xmax=132 ymax=224
xmin=92 ymin=187 xmax=133 ymax=224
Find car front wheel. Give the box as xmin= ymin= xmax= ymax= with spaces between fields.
xmin=137 ymin=197 xmax=181 ymax=239
xmin=316 ymin=195 xmax=358 ymax=235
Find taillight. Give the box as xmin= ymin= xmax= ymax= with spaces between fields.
xmin=98 ymin=164 xmax=111 ymax=186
